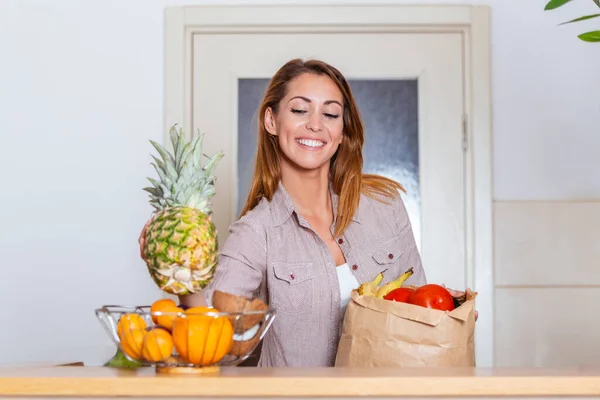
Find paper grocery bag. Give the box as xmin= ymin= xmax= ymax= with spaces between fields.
xmin=335 ymin=289 xmax=477 ymax=367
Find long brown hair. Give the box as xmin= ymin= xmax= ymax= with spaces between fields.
xmin=240 ymin=58 xmax=405 ymax=237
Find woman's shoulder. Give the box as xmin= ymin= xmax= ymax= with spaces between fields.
xmin=230 ymin=197 xmax=273 ymax=234
xmin=358 ymin=190 xmax=405 ymax=218
xmin=356 ymin=190 xmax=412 ymax=233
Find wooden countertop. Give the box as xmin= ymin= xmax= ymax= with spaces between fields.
xmin=2 ymin=365 xmax=600 ymax=398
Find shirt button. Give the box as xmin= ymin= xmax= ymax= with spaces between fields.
xmin=338 ymin=238 xmax=344 ymax=244
xmin=351 ymin=264 xmax=358 ymax=270
xmin=388 ymin=253 xmax=394 ymax=259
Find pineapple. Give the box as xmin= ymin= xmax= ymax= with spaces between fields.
xmin=139 ymin=124 xmax=224 ymax=295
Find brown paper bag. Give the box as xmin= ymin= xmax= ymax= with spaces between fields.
xmin=335 ymin=289 xmax=477 ymax=367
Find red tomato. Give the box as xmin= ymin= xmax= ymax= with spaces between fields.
xmin=383 ymin=287 xmax=414 ymax=303
xmin=409 ymin=284 xmax=455 ymax=311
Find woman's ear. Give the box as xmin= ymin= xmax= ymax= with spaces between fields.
xmin=264 ymin=107 xmax=277 ymax=136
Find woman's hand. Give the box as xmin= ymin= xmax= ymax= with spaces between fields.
xmin=138 ymin=214 xmax=157 ymax=261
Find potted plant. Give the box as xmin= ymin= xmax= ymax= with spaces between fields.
xmin=545 ymin=0 xmax=600 ymax=42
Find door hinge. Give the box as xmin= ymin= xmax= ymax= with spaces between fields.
xmin=462 ymin=114 xmax=468 ymax=151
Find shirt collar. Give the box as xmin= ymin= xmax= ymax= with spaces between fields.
xmin=270 ymin=180 xmax=362 ymax=227
xmin=271 ymin=181 xmax=296 ymax=227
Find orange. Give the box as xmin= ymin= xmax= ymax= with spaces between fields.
xmin=155 ymin=305 xmax=183 ymax=331
xmin=142 ymin=327 xmax=174 ymax=362
xmin=120 ymin=329 xmax=146 ymax=360
xmin=117 ymin=313 xmax=147 ymax=360
xmin=150 ymin=298 xmax=177 ymax=324
xmin=172 ymin=307 xmax=233 ymax=365
xmin=185 ymin=306 xmax=215 ymax=315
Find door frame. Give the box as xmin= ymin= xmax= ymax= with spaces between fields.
xmin=163 ymin=3 xmax=494 ymax=367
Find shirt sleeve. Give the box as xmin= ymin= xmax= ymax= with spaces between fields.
xmin=392 ymin=192 xmax=427 ymax=286
xmin=203 ymin=217 xmax=267 ymax=306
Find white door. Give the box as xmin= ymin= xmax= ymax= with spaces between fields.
xmin=192 ymin=32 xmax=466 ymax=290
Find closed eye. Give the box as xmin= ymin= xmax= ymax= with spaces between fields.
xmin=291 ymin=108 xmax=339 ymax=119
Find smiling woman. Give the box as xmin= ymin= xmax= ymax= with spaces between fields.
xmin=179 ymin=58 xmax=428 ymax=367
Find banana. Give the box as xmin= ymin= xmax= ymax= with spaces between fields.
xmin=357 ymin=269 xmax=387 ymax=297
xmin=375 ymin=267 xmax=414 ymax=299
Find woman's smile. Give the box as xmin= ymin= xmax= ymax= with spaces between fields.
xmin=295 ymin=138 xmax=327 ymax=150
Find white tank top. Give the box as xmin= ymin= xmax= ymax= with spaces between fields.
xmin=336 ymin=263 xmax=360 ymax=331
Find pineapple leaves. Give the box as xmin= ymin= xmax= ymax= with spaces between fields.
xmin=165 ymin=159 xmax=178 ymax=182
xmin=145 ymin=124 xmax=224 ymax=212
xmin=149 ymin=140 xmax=175 ymax=167
xmin=180 ymin=160 xmax=194 ymax=183
xmin=193 ymin=133 xmax=205 ymax=170
xmin=168 ymin=125 xmax=182 ymax=156
xmin=203 ymin=151 xmax=225 ymax=178
xmin=151 ymin=162 xmax=169 ymax=187
xmin=177 ymin=142 xmax=192 ymax=173
xmin=181 ymin=185 xmax=194 ymax=206
xmin=151 ymin=155 xmax=166 ymax=172
xmin=143 ymin=186 xmax=163 ymax=197
xmin=172 ymin=127 xmax=188 ymax=171
xmin=146 ymin=177 xmax=163 ymax=190
xmin=146 ymin=177 xmax=171 ymax=209
xmin=150 ymin=156 xmax=168 ymax=184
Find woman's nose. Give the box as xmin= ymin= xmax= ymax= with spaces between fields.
xmin=306 ymin=112 xmax=323 ymax=132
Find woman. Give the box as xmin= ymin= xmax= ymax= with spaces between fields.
xmin=181 ymin=58 xmax=427 ymax=367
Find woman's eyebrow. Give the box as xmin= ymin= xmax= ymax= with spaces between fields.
xmin=288 ymin=96 xmax=342 ymax=107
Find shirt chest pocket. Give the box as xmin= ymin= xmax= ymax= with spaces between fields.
xmin=270 ymin=262 xmax=315 ymax=315
xmin=370 ymin=235 xmax=407 ymax=281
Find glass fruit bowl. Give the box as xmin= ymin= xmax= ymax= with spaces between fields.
xmin=95 ymin=304 xmax=276 ymax=374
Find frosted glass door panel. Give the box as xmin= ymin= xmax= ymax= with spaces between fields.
xmin=352 ymin=80 xmax=420 ymax=249
xmin=237 ymin=79 xmax=421 ymax=249
xmin=236 ymin=79 xmax=265 ymax=219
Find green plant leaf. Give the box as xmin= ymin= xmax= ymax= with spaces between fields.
xmin=545 ymin=0 xmax=574 ymax=10
xmin=578 ymin=30 xmax=600 ymax=41
xmin=559 ymin=13 xmax=600 ymax=24
xmin=594 ymin=0 xmax=600 ymax=9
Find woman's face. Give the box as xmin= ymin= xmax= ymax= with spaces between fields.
xmin=264 ymin=73 xmax=344 ymax=174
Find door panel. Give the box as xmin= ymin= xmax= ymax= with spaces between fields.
xmin=193 ymin=32 xmax=466 ymax=289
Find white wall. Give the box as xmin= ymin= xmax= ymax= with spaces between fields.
xmin=0 ymin=0 xmax=599 ymax=366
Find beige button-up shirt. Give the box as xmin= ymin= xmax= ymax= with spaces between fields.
xmin=204 ymin=181 xmax=426 ymax=367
